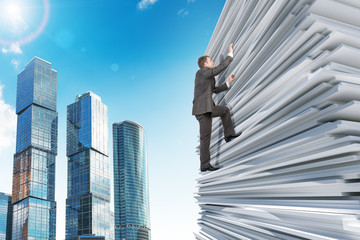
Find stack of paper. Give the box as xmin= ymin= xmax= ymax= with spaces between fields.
xmin=195 ymin=0 xmax=360 ymax=239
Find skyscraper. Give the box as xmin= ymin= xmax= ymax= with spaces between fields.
xmin=0 ymin=192 xmax=12 ymax=240
xmin=113 ymin=121 xmax=151 ymax=240
xmin=12 ymin=57 xmax=57 ymax=240
xmin=66 ymin=92 xmax=112 ymax=239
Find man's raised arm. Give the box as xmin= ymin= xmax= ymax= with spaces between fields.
xmin=201 ymin=43 xmax=234 ymax=78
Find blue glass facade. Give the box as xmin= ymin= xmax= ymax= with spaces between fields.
xmin=66 ymin=92 xmax=112 ymax=240
xmin=12 ymin=57 xmax=57 ymax=240
xmin=77 ymin=236 xmax=105 ymax=239
xmin=113 ymin=121 xmax=151 ymax=240
xmin=0 ymin=193 xmax=12 ymax=240
xmin=16 ymin=57 xmax=57 ymax=114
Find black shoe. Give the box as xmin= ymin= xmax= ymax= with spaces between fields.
xmin=225 ymin=132 xmax=242 ymax=143
xmin=201 ymin=165 xmax=220 ymax=172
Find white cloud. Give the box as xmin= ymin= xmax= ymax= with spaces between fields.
xmin=137 ymin=0 xmax=158 ymax=10
xmin=11 ymin=59 xmax=20 ymax=68
xmin=10 ymin=15 xmax=28 ymax=34
xmin=2 ymin=42 xmax=23 ymax=54
xmin=0 ymin=14 xmax=28 ymax=35
xmin=0 ymin=85 xmax=16 ymax=153
xmin=178 ymin=8 xmax=189 ymax=17
xmin=188 ymin=0 xmax=196 ymax=3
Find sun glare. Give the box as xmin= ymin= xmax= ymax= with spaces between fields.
xmin=6 ymin=3 xmax=21 ymax=17
xmin=0 ymin=0 xmax=50 ymax=45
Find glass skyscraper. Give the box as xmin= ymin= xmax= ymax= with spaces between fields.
xmin=12 ymin=57 xmax=57 ymax=240
xmin=66 ymin=92 xmax=112 ymax=240
xmin=0 ymin=192 xmax=12 ymax=240
xmin=113 ymin=121 xmax=151 ymax=240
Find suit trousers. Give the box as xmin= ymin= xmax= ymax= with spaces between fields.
xmin=195 ymin=105 xmax=235 ymax=170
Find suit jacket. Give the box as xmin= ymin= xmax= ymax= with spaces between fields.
xmin=192 ymin=55 xmax=233 ymax=115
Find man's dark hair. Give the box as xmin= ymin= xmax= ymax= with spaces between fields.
xmin=198 ymin=55 xmax=209 ymax=68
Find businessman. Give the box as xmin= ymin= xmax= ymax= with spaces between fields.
xmin=192 ymin=43 xmax=241 ymax=172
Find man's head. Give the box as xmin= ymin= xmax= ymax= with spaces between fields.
xmin=198 ymin=56 xmax=214 ymax=69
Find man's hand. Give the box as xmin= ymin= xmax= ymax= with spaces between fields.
xmin=228 ymin=43 xmax=233 ymax=54
xmin=227 ymin=74 xmax=235 ymax=85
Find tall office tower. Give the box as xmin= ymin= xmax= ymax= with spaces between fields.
xmin=66 ymin=92 xmax=112 ymax=240
xmin=113 ymin=121 xmax=151 ymax=240
xmin=109 ymin=210 xmax=114 ymax=240
xmin=195 ymin=1 xmax=360 ymax=239
xmin=12 ymin=57 xmax=57 ymax=240
xmin=0 ymin=192 xmax=12 ymax=240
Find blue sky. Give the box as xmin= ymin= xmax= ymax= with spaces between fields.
xmin=0 ymin=0 xmax=226 ymax=239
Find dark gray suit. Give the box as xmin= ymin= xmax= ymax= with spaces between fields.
xmin=192 ymin=56 xmax=235 ymax=170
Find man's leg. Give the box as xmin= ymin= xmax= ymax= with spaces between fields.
xmin=196 ymin=113 xmax=212 ymax=170
xmin=212 ymin=105 xmax=235 ymax=137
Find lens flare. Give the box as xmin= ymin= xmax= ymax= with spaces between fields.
xmin=0 ymin=0 xmax=50 ymax=45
